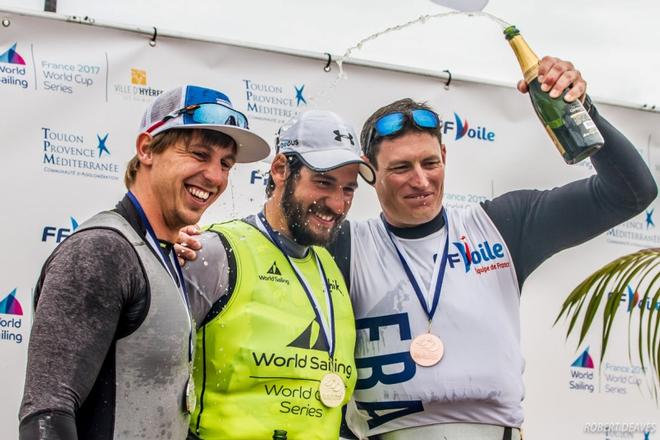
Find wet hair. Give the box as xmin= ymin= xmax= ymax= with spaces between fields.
xmin=360 ymin=98 xmax=442 ymax=169
xmin=265 ymin=154 xmax=304 ymax=198
xmin=124 ymin=129 xmax=236 ymax=188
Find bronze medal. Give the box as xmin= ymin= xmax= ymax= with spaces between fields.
xmin=410 ymin=333 xmax=444 ymax=367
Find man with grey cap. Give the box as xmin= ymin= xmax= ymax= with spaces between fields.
xmin=19 ymin=85 xmax=269 ymax=440
xmin=183 ymin=110 xmax=375 ymax=440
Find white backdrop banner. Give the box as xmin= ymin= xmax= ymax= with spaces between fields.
xmin=1 ymin=10 xmax=659 ymax=440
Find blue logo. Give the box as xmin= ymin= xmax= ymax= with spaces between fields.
xmin=442 ymin=113 xmax=495 ymax=142
xmin=294 ymin=84 xmax=307 ymax=106
xmin=41 ymin=127 xmax=120 ymax=180
xmin=243 ymin=79 xmax=305 ymax=124
xmin=0 ymin=288 xmax=23 ymax=315
xmin=0 ymin=287 xmax=24 ymax=344
xmin=0 ymin=43 xmax=26 ymax=65
xmin=249 ymin=169 xmax=269 ymax=185
xmin=609 ymin=285 xmax=660 ymax=313
xmin=0 ymin=43 xmax=28 ymax=89
xmin=646 ymin=208 xmax=655 ymax=229
xmin=447 ymin=235 xmax=506 ymax=273
xmin=571 ymin=346 xmax=595 ymax=369
xmin=97 ymin=133 xmax=110 ymax=157
xmin=42 ymin=216 xmax=79 ymax=243
xmin=626 ymin=285 xmax=640 ymax=312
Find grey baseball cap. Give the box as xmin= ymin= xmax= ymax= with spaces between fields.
xmin=277 ymin=110 xmax=375 ymax=184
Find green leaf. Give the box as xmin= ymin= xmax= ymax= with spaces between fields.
xmin=557 ymin=248 xmax=660 ymax=398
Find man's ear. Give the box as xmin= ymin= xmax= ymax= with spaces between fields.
xmin=270 ymin=153 xmax=289 ymax=187
xmin=361 ymin=154 xmax=376 ymax=187
xmin=136 ymin=132 xmax=155 ymax=165
xmin=441 ymin=143 xmax=447 ymax=165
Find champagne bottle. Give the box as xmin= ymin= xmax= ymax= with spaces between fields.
xmin=272 ymin=429 xmax=288 ymax=439
xmin=504 ymin=25 xmax=604 ymax=164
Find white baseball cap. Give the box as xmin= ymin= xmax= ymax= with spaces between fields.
xmin=277 ymin=110 xmax=375 ymax=184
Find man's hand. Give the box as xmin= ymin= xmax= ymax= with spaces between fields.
xmin=517 ymin=56 xmax=586 ymax=103
xmin=175 ymin=225 xmax=202 ymax=266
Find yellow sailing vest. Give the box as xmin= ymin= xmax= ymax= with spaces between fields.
xmin=190 ymin=220 xmax=357 ymax=440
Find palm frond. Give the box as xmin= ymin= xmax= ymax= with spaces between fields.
xmin=556 ymin=248 xmax=660 ymax=395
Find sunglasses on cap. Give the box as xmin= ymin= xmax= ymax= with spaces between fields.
xmin=365 ymin=108 xmax=441 ymax=152
xmin=145 ymin=102 xmax=249 ymax=134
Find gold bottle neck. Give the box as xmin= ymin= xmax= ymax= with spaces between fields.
xmin=507 ymin=35 xmax=540 ymax=84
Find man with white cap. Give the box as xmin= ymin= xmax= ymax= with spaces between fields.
xmin=19 ymin=85 xmax=269 ymax=440
xmin=183 ymin=110 xmax=375 ymax=440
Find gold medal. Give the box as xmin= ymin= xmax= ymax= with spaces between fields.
xmin=319 ymin=372 xmax=345 ymax=408
xmin=410 ymin=333 xmax=444 ymax=366
xmin=185 ymin=374 xmax=196 ymax=414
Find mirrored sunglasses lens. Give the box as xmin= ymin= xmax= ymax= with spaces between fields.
xmin=191 ymin=104 xmax=247 ymax=128
xmin=374 ymin=112 xmax=405 ymax=137
xmin=412 ymin=109 xmax=440 ymax=128
xmin=233 ymin=112 xmax=248 ymax=128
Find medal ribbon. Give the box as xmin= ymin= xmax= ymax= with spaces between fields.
xmin=127 ymin=191 xmax=193 ymax=362
xmin=256 ymin=212 xmax=336 ymax=357
xmin=382 ymin=209 xmax=449 ymax=323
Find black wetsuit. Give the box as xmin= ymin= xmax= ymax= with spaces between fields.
xmin=19 ymin=196 xmax=191 ymax=440
xmin=329 ymin=104 xmax=657 ymax=291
